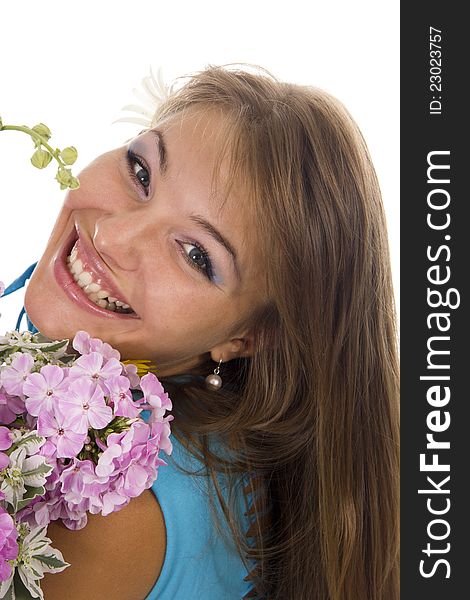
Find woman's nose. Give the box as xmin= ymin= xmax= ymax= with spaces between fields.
xmin=92 ymin=211 xmax=149 ymax=272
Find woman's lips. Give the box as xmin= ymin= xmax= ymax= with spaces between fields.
xmin=53 ymin=226 xmax=139 ymax=320
xmin=73 ymin=228 xmax=133 ymax=307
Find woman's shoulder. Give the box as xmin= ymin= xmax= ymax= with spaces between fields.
xmin=40 ymin=432 xmax=253 ymax=600
xmin=41 ymin=489 xmax=165 ymax=600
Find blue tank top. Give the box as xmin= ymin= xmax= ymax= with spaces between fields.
xmin=146 ymin=433 xmax=254 ymax=599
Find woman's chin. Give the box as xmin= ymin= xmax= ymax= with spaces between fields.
xmin=24 ymin=285 xmax=76 ymax=340
xmin=24 ymin=305 xmax=67 ymax=340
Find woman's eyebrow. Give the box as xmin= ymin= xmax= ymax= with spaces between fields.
xmin=148 ymin=129 xmax=168 ymax=177
xmin=188 ymin=215 xmax=241 ymax=283
xmin=147 ymin=128 xmax=241 ymax=283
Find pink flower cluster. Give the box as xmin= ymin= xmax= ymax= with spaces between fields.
xmin=0 ymin=330 xmax=172 ymax=575
xmin=0 ymin=502 xmax=18 ymax=582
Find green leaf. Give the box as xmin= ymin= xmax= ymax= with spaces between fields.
xmin=30 ymin=149 xmax=52 ymax=169
xmin=60 ymin=146 xmax=78 ymax=165
xmin=32 ymin=553 xmax=69 ymax=571
xmin=12 ymin=432 xmax=45 ymax=453
xmin=22 ymin=460 xmax=53 ymax=484
xmin=13 ymin=572 xmax=36 ymax=600
xmin=38 ymin=339 xmax=69 ymax=352
xmin=0 ymin=346 xmax=16 ymax=361
xmin=16 ymin=486 xmax=46 ymax=511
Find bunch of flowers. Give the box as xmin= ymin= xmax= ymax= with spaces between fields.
xmin=0 ymin=329 xmax=172 ymax=599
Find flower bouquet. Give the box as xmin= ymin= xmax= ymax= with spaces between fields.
xmin=0 ymin=329 xmax=172 ymax=599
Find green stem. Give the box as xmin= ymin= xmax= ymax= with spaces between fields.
xmin=0 ymin=123 xmax=66 ymax=168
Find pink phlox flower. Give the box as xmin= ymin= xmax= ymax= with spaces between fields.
xmin=0 ymin=388 xmax=25 ymax=425
xmin=0 ymin=426 xmax=12 ymax=452
xmin=105 ymin=376 xmax=141 ymax=418
xmin=37 ymin=408 xmax=86 ymax=458
xmin=69 ymin=351 xmax=122 ymax=392
xmin=39 ymin=439 xmax=58 ymax=460
xmin=72 ymin=461 xmax=110 ymax=514
xmin=0 ymin=453 xmax=9 ymax=470
xmin=59 ymin=459 xmax=89 ymax=505
xmin=16 ymin=494 xmax=51 ymax=529
xmin=114 ymin=420 xmax=150 ymax=456
xmin=59 ymin=378 xmax=113 ymax=432
xmin=100 ymin=490 xmax=129 ymax=516
xmin=23 ymin=364 xmax=69 ymax=417
xmin=149 ymin=418 xmax=173 ymax=456
xmin=95 ymin=443 xmax=123 ymax=478
xmin=121 ymin=362 xmax=140 ymax=388
xmin=18 ymin=487 xmax=88 ymax=531
xmin=38 ymin=441 xmax=60 ymax=490
xmin=97 ymin=421 xmax=166 ymax=504
xmin=0 ymin=352 xmax=34 ymax=396
xmin=0 ymin=507 xmax=19 ymax=582
xmin=61 ymin=512 xmax=88 ymax=530
xmin=72 ymin=331 xmax=121 ymax=360
xmin=140 ymin=373 xmax=172 ymax=418
xmin=51 ymin=487 xmax=89 ymax=528
xmin=122 ymin=463 xmax=152 ymax=497
xmin=0 ymin=426 xmax=13 ymax=471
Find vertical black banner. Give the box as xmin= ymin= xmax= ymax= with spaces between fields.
xmin=401 ymin=3 xmax=468 ymax=598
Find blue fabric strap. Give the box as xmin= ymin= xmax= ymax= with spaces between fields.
xmin=2 ymin=262 xmax=38 ymax=333
xmin=2 ymin=263 xmax=37 ymax=297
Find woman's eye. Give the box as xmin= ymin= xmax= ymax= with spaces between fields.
xmin=126 ymin=150 xmax=150 ymax=195
xmin=179 ymin=241 xmax=215 ymax=282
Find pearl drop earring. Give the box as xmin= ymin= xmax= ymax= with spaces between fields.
xmin=205 ymin=358 xmax=223 ymax=391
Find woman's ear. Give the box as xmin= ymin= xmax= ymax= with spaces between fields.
xmin=209 ymin=334 xmax=255 ymax=363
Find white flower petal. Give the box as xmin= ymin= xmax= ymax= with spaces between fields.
xmin=113 ymin=66 xmax=172 ymax=130
xmin=18 ymin=565 xmax=45 ymax=600
xmin=23 ymin=525 xmax=49 ymax=549
xmin=0 ymin=572 xmax=15 ymax=598
xmin=112 ymin=116 xmax=153 ymax=127
xmin=120 ymin=104 xmax=155 ymax=117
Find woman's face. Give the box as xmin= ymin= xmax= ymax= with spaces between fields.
xmin=25 ymin=109 xmax=265 ymax=375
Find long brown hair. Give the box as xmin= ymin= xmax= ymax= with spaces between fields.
xmin=152 ymin=64 xmax=399 ymax=599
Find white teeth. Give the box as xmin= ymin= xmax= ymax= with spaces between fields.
xmin=85 ymin=282 xmax=100 ymax=293
xmin=67 ymin=246 xmax=134 ymax=314
xmin=78 ymin=272 xmax=93 ymax=286
xmin=71 ymin=259 xmax=83 ymax=275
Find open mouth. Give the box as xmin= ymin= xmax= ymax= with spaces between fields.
xmin=54 ymin=227 xmax=139 ymax=319
xmin=66 ymin=240 xmax=134 ymax=314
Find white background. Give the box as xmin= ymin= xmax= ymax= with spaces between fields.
xmin=0 ymin=0 xmax=399 ymax=331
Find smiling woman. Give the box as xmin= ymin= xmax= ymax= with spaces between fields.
xmin=18 ymin=64 xmax=399 ymax=599
xmin=25 ymin=108 xmax=262 ymax=377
